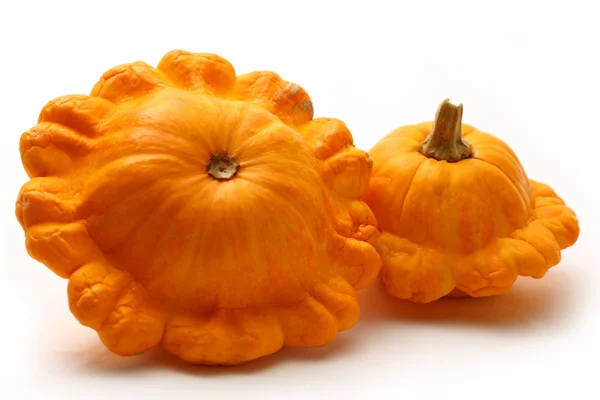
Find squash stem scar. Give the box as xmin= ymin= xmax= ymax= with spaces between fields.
xmin=207 ymin=151 xmax=240 ymax=181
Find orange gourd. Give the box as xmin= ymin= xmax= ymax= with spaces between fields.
xmin=363 ymin=99 xmax=579 ymax=303
xmin=15 ymin=50 xmax=382 ymax=365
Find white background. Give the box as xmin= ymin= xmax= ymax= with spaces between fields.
xmin=1 ymin=0 xmax=598 ymax=398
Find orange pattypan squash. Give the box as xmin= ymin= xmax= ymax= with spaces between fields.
xmin=15 ymin=50 xmax=381 ymax=365
xmin=363 ymin=99 xmax=579 ymax=303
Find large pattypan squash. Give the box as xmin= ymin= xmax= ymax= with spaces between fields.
xmin=15 ymin=50 xmax=381 ymax=365
xmin=363 ymin=99 xmax=579 ymax=303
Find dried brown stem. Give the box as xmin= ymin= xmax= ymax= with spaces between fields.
xmin=419 ymin=98 xmax=472 ymax=162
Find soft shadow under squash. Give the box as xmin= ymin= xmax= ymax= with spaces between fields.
xmin=64 ymin=325 xmax=358 ymax=376
xmin=358 ymin=267 xmax=579 ymax=329
xmin=43 ymin=267 xmax=579 ymax=375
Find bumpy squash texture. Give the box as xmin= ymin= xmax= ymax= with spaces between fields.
xmin=16 ymin=50 xmax=381 ymax=365
xmin=364 ymin=121 xmax=579 ymax=303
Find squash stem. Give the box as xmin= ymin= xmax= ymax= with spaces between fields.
xmin=419 ymin=98 xmax=472 ymax=162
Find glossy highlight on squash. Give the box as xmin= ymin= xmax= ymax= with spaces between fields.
xmin=15 ymin=50 xmax=382 ymax=365
xmin=363 ymin=99 xmax=579 ymax=303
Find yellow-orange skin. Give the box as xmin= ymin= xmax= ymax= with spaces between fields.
xmin=363 ymin=122 xmax=579 ymax=303
xmin=15 ymin=50 xmax=381 ymax=365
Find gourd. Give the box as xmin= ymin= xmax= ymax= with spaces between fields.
xmin=15 ymin=50 xmax=382 ymax=365
xmin=363 ymin=98 xmax=579 ymax=303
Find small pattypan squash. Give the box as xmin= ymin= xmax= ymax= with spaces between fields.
xmin=15 ymin=50 xmax=382 ymax=365
xmin=363 ymin=99 xmax=579 ymax=303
